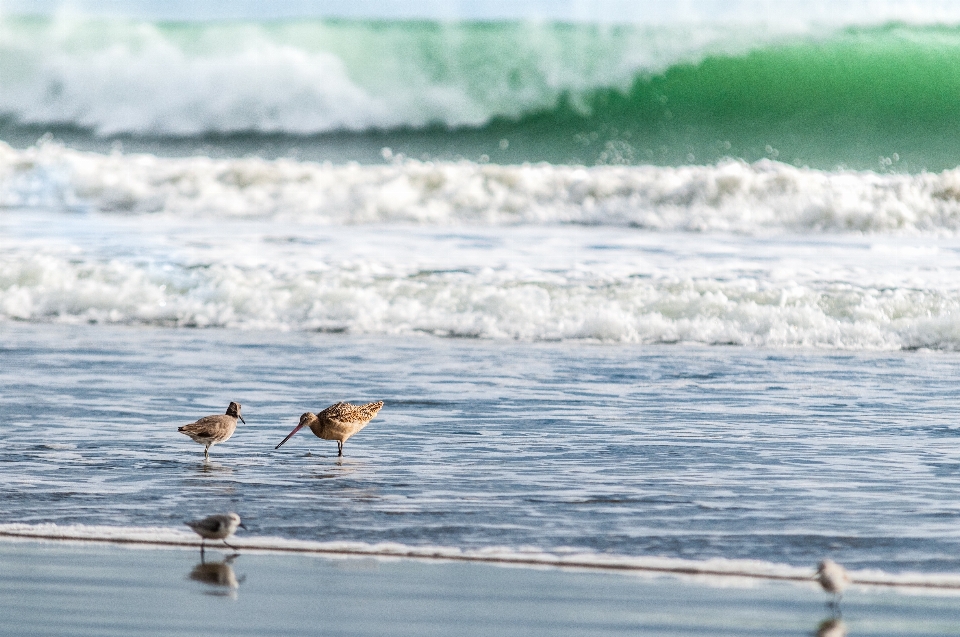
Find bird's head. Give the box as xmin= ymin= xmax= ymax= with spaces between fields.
xmin=275 ymin=412 xmax=317 ymax=449
xmin=226 ymin=402 xmax=246 ymax=424
xmin=816 ymin=559 xmax=838 ymax=576
xmin=227 ymin=512 xmax=247 ymax=531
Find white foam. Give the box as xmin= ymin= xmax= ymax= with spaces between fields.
xmin=6 ymin=142 xmax=960 ymax=233
xmin=2 ymin=240 xmax=959 ymax=348
xmin=7 ymin=143 xmax=960 ymax=348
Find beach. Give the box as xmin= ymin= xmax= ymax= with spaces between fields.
xmin=4 ymin=538 xmax=960 ymax=637
xmin=5 ymin=0 xmax=960 ymax=632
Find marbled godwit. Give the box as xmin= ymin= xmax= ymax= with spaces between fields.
xmin=275 ymin=401 xmax=383 ymax=456
xmin=178 ymin=402 xmax=244 ymax=459
xmin=816 ymin=559 xmax=851 ymax=606
xmin=185 ymin=512 xmax=246 ymax=554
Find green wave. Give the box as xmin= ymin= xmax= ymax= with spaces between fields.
xmin=4 ymin=17 xmax=960 ymax=170
xmin=483 ymin=23 xmax=960 ymax=170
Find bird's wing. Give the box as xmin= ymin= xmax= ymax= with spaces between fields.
xmin=319 ymin=401 xmax=383 ymax=423
xmin=179 ymin=415 xmax=228 ymax=434
xmin=359 ymin=401 xmax=384 ymax=419
xmin=187 ymin=516 xmax=225 ymax=534
xmin=317 ymin=402 xmax=354 ymax=421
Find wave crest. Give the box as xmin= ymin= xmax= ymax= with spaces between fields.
xmin=7 ymin=18 xmax=960 ymax=170
xmin=1 ymin=16 xmax=755 ymax=136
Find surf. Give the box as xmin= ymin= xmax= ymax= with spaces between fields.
xmin=6 ymin=17 xmax=960 ymax=169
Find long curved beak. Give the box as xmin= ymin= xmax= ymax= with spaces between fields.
xmin=239 ymin=522 xmax=248 ymax=531
xmin=238 ymin=415 xmax=246 ymax=425
xmin=275 ymin=422 xmax=305 ymax=449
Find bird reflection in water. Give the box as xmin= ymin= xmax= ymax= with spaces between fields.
xmin=189 ymin=554 xmax=245 ymax=597
xmin=309 ymin=458 xmax=362 ymax=480
xmin=815 ymin=617 xmax=847 ymax=637
xmin=196 ymin=460 xmax=233 ymax=475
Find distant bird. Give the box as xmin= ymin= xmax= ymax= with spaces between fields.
xmin=185 ymin=512 xmax=246 ymax=554
xmin=275 ymin=401 xmax=384 ymax=456
xmin=178 ymin=402 xmax=245 ymax=459
xmin=816 ymin=559 xmax=852 ymax=605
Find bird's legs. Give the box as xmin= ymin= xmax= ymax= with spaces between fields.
xmin=827 ymin=593 xmax=842 ymax=616
xmin=204 ymin=446 xmax=210 ymax=460
xmin=337 ymin=441 xmax=343 ymax=456
xmin=222 ymin=539 xmax=238 ymax=551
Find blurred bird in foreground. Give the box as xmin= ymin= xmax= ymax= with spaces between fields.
xmin=185 ymin=512 xmax=246 ymax=554
xmin=816 ymin=559 xmax=851 ymax=608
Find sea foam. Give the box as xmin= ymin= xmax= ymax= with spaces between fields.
xmin=6 ymin=143 xmax=960 ymax=349
xmin=3 ymin=225 xmax=960 ymax=349
xmin=5 ymin=141 xmax=960 ymax=233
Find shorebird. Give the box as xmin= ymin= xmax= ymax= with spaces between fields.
xmin=185 ymin=512 xmax=246 ymax=554
xmin=816 ymin=559 xmax=851 ymax=606
xmin=275 ymin=401 xmax=384 ymax=456
xmin=178 ymin=402 xmax=245 ymax=459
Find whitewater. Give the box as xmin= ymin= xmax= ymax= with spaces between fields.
xmin=9 ymin=14 xmax=960 ymax=169
xmin=5 ymin=142 xmax=960 ymax=349
xmin=0 ymin=14 xmax=806 ymax=136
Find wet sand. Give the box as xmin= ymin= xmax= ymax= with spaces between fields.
xmin=2 ymin=539 xmax=959 ymax=637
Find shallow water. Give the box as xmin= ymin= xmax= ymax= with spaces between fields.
xmin=4 ymin=323 xmax=960 ymax=574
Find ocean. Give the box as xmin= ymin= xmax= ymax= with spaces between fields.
xmin=4 ymin=2 xmax=960 ymax=633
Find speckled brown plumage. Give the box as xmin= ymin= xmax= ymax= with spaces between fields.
xmin=275 ymin=401 xmax=383 ymax=456
xmin=178 ymin=402 xmax=245 ymax=459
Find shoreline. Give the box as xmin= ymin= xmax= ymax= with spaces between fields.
xmin=4 ymin=539 xmax=960 ymax=637
xmin=4 ymin=523 xmax=960 ymax=593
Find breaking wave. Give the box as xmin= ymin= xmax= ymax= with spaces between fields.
xmin=0 ymin=15 xmax=791 ymax=136
xmin=6 ymin=17 xmax=960 ymax=168
xmin=6 ymin=143 xmax=960 ymax=349
xmin=6 ymin=141 xmax=960 ymax=232
xmin=3 ymin=228 xmax=960 ymax=349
